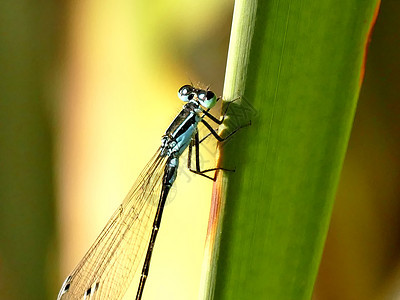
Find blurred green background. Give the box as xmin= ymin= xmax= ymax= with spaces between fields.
xmin=0 ymin=0 xmax=398 ymax=299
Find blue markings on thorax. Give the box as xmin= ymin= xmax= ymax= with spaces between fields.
xmin=171 ymin=112 xmax=199 ymax=156
xmin=163 ymin=103 xmax=200 ymax=158
xmin=161 ymin=108 xmax=200 ymax=186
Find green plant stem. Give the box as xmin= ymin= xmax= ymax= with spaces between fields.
xmin=200 ymin=0 xmax=381 ymax=299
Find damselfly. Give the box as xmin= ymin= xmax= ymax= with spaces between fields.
xmin=57 ymin=85 xmax=242 ymax=300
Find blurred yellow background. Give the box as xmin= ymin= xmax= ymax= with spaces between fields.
xmin=57 ymin=1 xmax=233 ymax=299
xmin=0 ymin=0 xmax=399 ymax=300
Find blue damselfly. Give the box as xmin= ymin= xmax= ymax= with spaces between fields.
xmin=57 ymin=85 xmax=243 ymax=299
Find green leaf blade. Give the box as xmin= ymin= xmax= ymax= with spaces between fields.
xmin=201 ymin=0 xmax=381 ymax=299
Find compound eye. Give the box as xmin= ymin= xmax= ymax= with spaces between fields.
xmin=198 ymin=90 xmax=217 ymax=109
xmin=206 ymin=91 xmax=215 ymax=100
xmin=178 ymin=85 xmax=194 ymax=102
xmin=198 ymin=91 xmax=207 ymax=100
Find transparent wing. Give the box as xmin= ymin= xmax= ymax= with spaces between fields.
xmin=58 ymin=147 xmax=168 ymax=300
